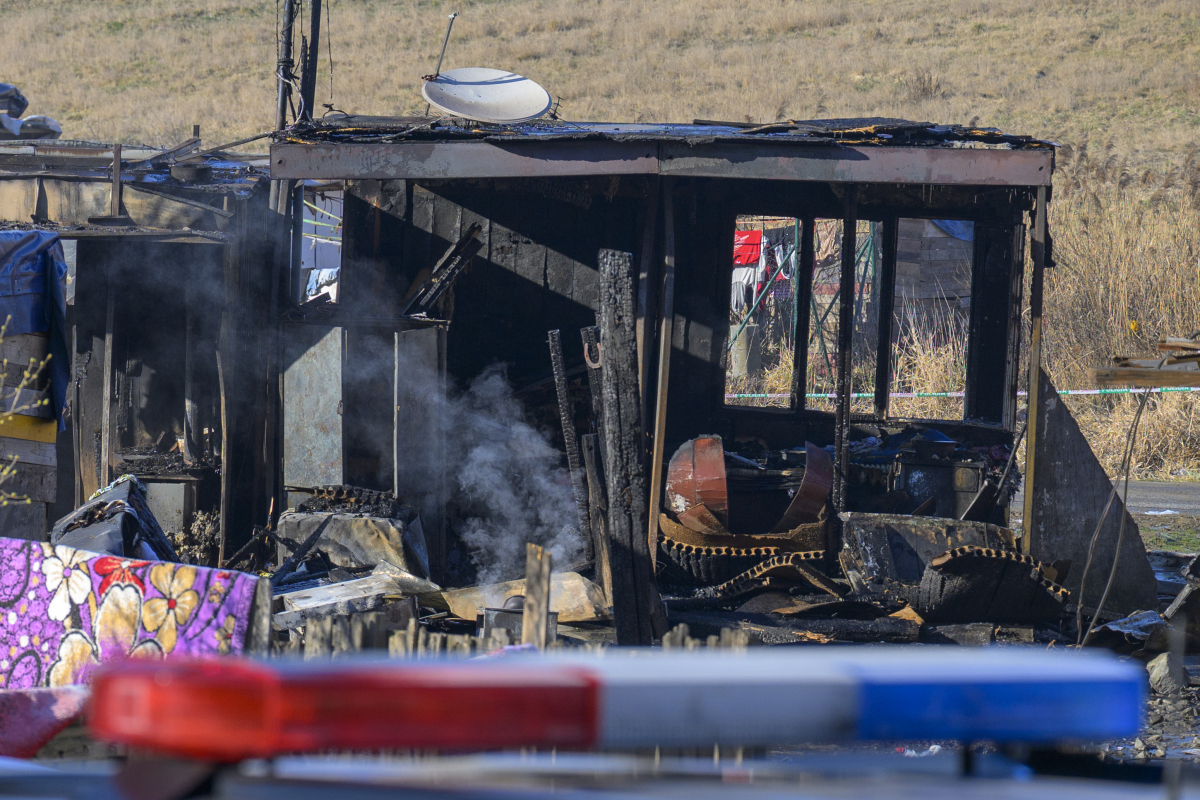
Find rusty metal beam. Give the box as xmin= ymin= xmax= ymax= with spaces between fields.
xmin=270 ymin=141 xmax=1053 ymax=186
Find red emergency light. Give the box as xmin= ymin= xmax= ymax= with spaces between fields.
xmin=89 ymin=658 xmax=599 ymax=761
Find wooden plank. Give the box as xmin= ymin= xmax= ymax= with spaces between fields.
xmin=441 ymin=571 xmax=608 ymax=623
xmin=244 ymin=577 xmax=273 ymax=656
xmin=581 ymin=433 xmax=613 ymax=604
xmin=521 ymin=542 xmax=552 ymax=649
xmin=646 ymin=180 xmax=675 ymax=570
xmin=598 ymin=248 xmax=656 ymax=645
xmin=1003 ymin=223 xmax=1026 ymax=429
xmin=273 ymin=574 xmax=402 ymax=630
xmin=634 ymin=176 xmax=660 ymax=431
xmin=303 ymin=616 xmax=332 ymax=659
xmin=0 ymin=437 xmax=56 ymax=467
xmin=1090 ymin=368 xmax=1200 ymax=388
xmin=0 ymin=414 xmax=56 ymax=444
xmin=548 ymin=329 xmax=592 ymax=545
xmin=1159 ymin=337 xmax=1200 ymax=352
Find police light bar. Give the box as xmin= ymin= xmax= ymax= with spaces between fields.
xmin=89 ymin=649 xmax=1142 ymax=762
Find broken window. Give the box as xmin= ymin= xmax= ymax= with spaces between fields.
xmin=887 ymin=218 xmax=974 ymax=420
xmin=724 ymin=216 xmax=799 ymax=408
xmin=300 ymin=183 xmax=343 ymax=304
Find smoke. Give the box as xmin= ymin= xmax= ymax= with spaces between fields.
xmin=451 ymin=365 xmax=583 ymax=584
xmin=392 ymin=342 xmax=583 ymax=586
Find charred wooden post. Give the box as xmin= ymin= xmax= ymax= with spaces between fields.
xmin=634 ymin=175 xmax=661 ymax=434
xmin=100 ymin=278 xmax=115 ymax=488
xmin=1022 ymin=186 xmax=1048 ymax=554
xmin=874 ymin=215 xmax=899 ymax=418
xmin=582 ymin=433 xmax=613 ymax=604
xmin=581 ymin=325 xmax=605 ymax=449
xmin=832 ymin=187 xmax=859 ymax=512
xmin=646 ymin=179 xmax=676 ymax=569
xmin=521 ymin=542 xmax=553 ymax=649
xmin=790 ymin=217 xmax=815 ymax=411
xmin=109 ymin=144 xmax=121 ymax=218
xmin=548 ymin=329 xmax=592 ymax=546
xmin=598 ymin=248 xmax=657 ymax=645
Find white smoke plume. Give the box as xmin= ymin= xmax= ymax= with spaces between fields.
xmin=392 ymin=344 xmax=583 ymax=585
xmin=451 ymin=365 xmax=583 ymax=584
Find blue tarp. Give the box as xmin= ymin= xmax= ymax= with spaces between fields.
xmin=932 ymin=220 xmax=974 ymax=241
xmin=0 ymin=231 xmax=69 ymax=429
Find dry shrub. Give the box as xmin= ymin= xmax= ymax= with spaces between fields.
xmin=901 ymin=68 xmax=948 ymax=102
xmin=887 ymin=304 xmax=967 ymax=420
xmin=1069 ymin=393 xmax=1200 ymax=479
xmin=1044 ymin=139 xmax=1200 ymax=477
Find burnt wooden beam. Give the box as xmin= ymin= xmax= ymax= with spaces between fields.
xmin=581 ymin=433 xmax=613 ymax=604
xmin=598 ymin=248 xmax=656 ymax=645
xmin=1021 ymin=187 xmax=1048 ymax=554
xmin=548 ymin=329 xmax=592 ymax=549
xmin=634 ymin=175 xmax=661 ymax=435
xmin=99 ymin=278 xmax=114 ymax=488
xmin=646 ymin=179 xmax=676 ymax=572
xmin=873 ymin=214 xmax=898 ymax=418
xmin=581 ymin=325 xmax=605 ymax=449
xmin=832 ymin=187 xmax=858 ymax=512
xmin=791 ymin=217 xmax=816 ymax=413
xmin=1004 ymin=223 xmax=1027 ymax=430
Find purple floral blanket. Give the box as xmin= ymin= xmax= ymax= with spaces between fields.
xmin=0 ymin=538 xmax=260 ymax=689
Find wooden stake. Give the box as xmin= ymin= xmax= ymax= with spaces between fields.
xmin=522 ymin=542 xmax=553 ymax=649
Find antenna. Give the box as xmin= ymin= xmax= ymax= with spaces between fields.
xmin=424 ymin=12 xmax=460 ymax=116
xmin=421 ymin=67 xmax=552 ymax=124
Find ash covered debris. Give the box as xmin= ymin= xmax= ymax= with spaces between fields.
xmin=657 ymin=432 xmax=1075 ymax=645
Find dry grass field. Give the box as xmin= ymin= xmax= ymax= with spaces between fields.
xmin=3 ymin=0 xmax=1200 ymax=476
xmin=2 ymin=0 xmax=1198 ymax=154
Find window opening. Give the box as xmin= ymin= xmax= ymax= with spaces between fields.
xmin=301 ymin=183 xmax=343 ymax=303
xmin=724 ymin=215 xmax=799 ymax=408
xmin=887 ymin=218 xmax=974 ymax=420
xmin=805 ymin=219 xmax=878 ymax=413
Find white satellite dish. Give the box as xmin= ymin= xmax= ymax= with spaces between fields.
xmin=422 ymin=67 xmax=551 ymax=124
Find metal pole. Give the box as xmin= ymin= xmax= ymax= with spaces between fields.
xmin=274 ymin=0 xmax=298 ymax=136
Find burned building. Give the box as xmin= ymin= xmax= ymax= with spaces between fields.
xmin=264 ymin=116 xmax=1155 ymax=644
xmin=0 ymin=137 xmax=278 ymax=559
xmin=0 ymin=116 xmax=1156 ymax=649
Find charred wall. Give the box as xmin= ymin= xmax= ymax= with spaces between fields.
xmin=343 ymin=178 xmax=643 ymax=388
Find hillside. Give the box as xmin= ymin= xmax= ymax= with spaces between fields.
xmin=1 ymin=0 xmax=1197 ymax=161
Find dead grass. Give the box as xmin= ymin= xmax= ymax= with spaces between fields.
xmin=1044 ymin=140 xmax=1200 ymax=478
xmin=1 ymin=0 xmax=1199 ymax=154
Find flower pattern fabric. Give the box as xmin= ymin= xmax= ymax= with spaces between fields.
xmin=0 ymin=538 xmax=259 ymax=689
